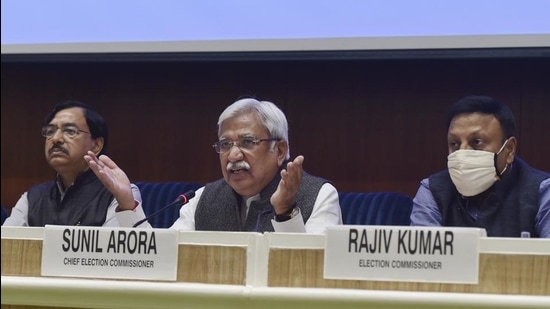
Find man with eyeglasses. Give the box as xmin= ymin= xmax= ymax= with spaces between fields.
xmin=410 ymin=95 xmax=549 ymax=238
xmin=3 ymin=100 xmax=151 ymax=227
xmin=170 ymin=98 xmax=342 ymax=233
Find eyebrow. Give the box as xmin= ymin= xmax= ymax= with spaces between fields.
xmin=48 ymin=122 xmax=79 ymax=128
xmin=220 ymin=133 xmax=254 ymax=140
xmin=448 ymin=127 xmax=486 ymax=137
xmin=239 ymin=134 xmax=255 ymax=138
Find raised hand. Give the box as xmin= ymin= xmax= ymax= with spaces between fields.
xmin=270 ymin=155 xmax=304 ymax=214
xmin=84 ymin=151 xmax=135 ymax=210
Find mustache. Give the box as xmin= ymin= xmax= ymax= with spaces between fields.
xmin=49 ymin=145 xmax=69 ymax=155
xmin=226 ymin=161 xmax=250 ymax=171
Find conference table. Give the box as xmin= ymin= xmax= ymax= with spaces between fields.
xmin=2 ymin=226 xmax=549 ymax=309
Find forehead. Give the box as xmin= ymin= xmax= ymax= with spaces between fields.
xmin=51 ymin=107 xmax=86 ymax=125
xmin=448 ymin=112 xmax=503 ymax=138
xmin=219 ymin=112 xmax=267 ymax=137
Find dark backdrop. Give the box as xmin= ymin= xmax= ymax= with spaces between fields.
xmin=2 ymin=54 xmax=549 ymax=211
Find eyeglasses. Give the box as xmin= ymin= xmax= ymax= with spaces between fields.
xmin=41 ymin=125 xmax=91 ymax=139
xmin=213 ymin=137 xmax=281 ymax=153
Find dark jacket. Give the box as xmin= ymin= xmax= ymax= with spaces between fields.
xmin=195 ymin=162 xmax=328 ymax=232
xmin=27 ymin=169 xmax=114 ymax=226
xmin=429 ymin=157 xmax=549 ymax=237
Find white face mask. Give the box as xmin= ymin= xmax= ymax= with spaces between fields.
xmin=447 ymin=139 xmax=509 ymax=197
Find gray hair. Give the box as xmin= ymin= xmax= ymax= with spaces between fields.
xmin=218 ymin=98 xmax=290 ymax=159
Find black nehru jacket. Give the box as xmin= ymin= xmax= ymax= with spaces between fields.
xmin=27 ymin=169 xmax=114 ymax=226
xmin=195 ymin=161 xmax=328 ymax=232
xmin=429 ymin=157 xmax=549 ymax=237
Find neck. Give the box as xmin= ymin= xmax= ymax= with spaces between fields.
xmin=57 ymin=169 xmax=88 ymax=189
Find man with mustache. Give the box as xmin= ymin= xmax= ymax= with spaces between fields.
xmin=170 ymin=98 xmax=342 ymax=233
xmin=410 ymin=95 xmax=549 ymax=237
xmin=3 ymin=100 xmax=150 ymax=227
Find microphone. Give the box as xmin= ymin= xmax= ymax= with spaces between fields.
xmin=133 ymin=190 xmax=196 ymax=228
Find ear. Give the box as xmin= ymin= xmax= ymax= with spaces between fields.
xmin=275 ymin=140 xmax=288 ymax=166
xmin=92 ymin=137 xmax=104 ymax=156
xmin=505 ymin=136 xmax=517 ymax=164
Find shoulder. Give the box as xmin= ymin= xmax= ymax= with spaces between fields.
xmin=515 ymin=157 xmax=550 ymax=179
xmin=28 ymin=181 xmax=56 ymax=194
xmin=427 ymin=169 xmax=452 ymax=186
xmin=319 ymin=182 xmax=339 ymax=197
xmin=302 ymin=171 xmax=330 ymax=186
xmin=201 ymin=179 xmax=232 ymax=198
xmin=428 ymin=169 xmax=450 ymax=179
xmin=204 ymin=178 xmax=227 ymax=189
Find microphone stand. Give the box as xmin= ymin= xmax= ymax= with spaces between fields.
xmin=133 ymin=190 xmax=195 ymax=228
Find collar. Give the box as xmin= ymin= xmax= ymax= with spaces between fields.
xmin=55 ymin=169 xmax=97 ymax=194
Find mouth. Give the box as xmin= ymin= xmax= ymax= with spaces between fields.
xmin=230 ymin=167 xmax=248 ymax=174
xmin=49 ymin=147 xmax=68 ymax=156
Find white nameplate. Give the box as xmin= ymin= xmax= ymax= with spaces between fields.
xmin=324 ymin=225 xmax=485 ymax=284
xmin=41 ymin=225 xmax=178 ymax=281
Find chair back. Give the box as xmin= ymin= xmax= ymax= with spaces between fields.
xmin=1 ymin=205 xmax=8 ymax=225
xmin=135 ymin=182 xmax=203 ymax=228
xmin=339 ymin=192 xmax=413 ymax=226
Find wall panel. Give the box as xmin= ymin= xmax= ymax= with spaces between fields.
xmin=1 ymin=58 xmax=549 ymax=211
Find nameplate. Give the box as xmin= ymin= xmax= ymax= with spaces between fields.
xmin=41 ymin=225 xmax=178 ymax=281
xmin=324 ymin=225 xmax=485 ymax=284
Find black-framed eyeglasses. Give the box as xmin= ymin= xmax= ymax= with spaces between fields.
xmin=212 ymin=137 xmax=281 ymax=153
xmin=41 ymin=125 xmax=91 ymax=139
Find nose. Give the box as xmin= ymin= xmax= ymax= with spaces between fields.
xmin=50 ymin=128 xmax=65 ymax=143
xmin=226 ymin=143 xmax=243 ymax=161
xmin=459 ymin=141 xmax=472 ymax=150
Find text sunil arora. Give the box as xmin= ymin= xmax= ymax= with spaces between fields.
xmin=61 ymin=228 xmax=157 ymax=254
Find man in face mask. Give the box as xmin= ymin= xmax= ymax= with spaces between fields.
xmin=410 ymin=95 xmax=549 ymax=238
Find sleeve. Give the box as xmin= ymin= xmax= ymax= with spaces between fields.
xmin=169 ymin=186 xmax=204 ymax=230
xmin=271 ymin=183 xmax=342 ymax=234
xmin=535 ymin=178 xmax=550 ymax=238
xmin=2 ymin=192 xmax=29 ymax=226
xmin=103 ymin=184 xmax=152 ymax=228
xmin=410 ymin=178 xmax=443 ymax=226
